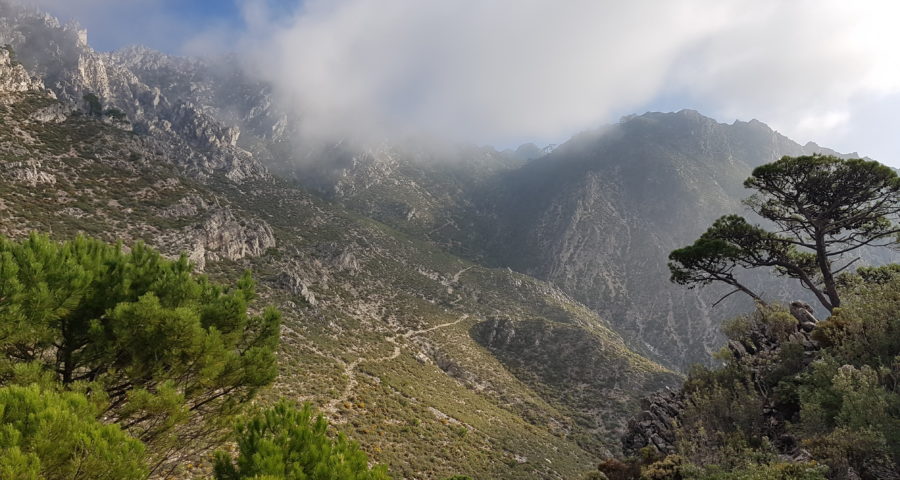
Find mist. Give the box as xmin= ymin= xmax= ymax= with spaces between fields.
xmin=21 ymin=0 xmax=900 ymax=164
xmin=234 ymin=0 xmax=900 ymax=162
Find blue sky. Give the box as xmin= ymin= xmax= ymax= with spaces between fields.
xmin=28 ymin=0 xmax=900 ymax=166
xmin=38 ymin=1 xmax=239 ymax=53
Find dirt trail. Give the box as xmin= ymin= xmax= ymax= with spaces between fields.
xmin=323 ymin=314 xmax=469 ymax=415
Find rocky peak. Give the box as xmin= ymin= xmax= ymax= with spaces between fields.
xmin=0 ymin=1 xmax=267 ymax=182
xmin=0 ymin=45 xmax=43 ymax=94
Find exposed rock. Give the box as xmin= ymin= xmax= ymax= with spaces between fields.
xmin=727 ymin=304 xmax=820 ymax=363
xmin=0 ymin=45 xmax=43 ymax=95
xmin=29 ymin=102 xmax=67 ymax=123
xmin=199 ymin=208 xmax=275 ymax=263
xmin=621 ymin=388 xmax=684 ymax=456
xmin=2 ymin=161 xmax=56 ymax=186
xmin=159 ymin=207 xmax=275 ymax=270
xmin=624 ymin=304 xmax=824 ymax=459
xmin=790 ymin=301 xmax=819 ymax=332
xmin=0 ymin=5 xmax=268 ymax=182
xmin=157 ymin=194 xmax=209 ymax=218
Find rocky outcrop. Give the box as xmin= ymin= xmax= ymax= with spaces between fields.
xmin=276 ymin=260 xmax=319 ymax=306
xmin=0 ymin=46 xmax=42 ymax=94
xmin=0 ymin=3 xmax=266 ymax=182
xmin=623 ymin=303 xmax=823 ymax=457
xmin=727 ymin=308 xmax=819 ymax=362
xmin=154 ymin=207 xmax=275 ymax=270
xmin=790 ymin=300 xmax=819 ymax=332
xmin=196 ymin=208 xmax=275 ymax=265
xmin=1 ymin=160 xmax=56 ymax=186
xmin=621 ymin=388 xmax=684 ymax=456
xmin=29 ymin=101 xmax=67 ymax=123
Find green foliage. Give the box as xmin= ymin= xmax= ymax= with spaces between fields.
xmin=598 ymin=458 xmax=641 ymax=480
xmin=663 ymin=269 xmax=900 ymax=476
xmin=581 ymin=472 xmax=609 ymax=480
xmin=669 ymin=154 xmax=900 ymax=312
xmin=213 ymin=401 xmax=392 ymax=480
xmin=82 ymin=93 xmax=102 ymax=117
xmin=685 ymin=461 xmax=827 ymax=480
xmin=102 ymin=108 xmax=126 ymax=121
xmin=813 ymin=273 xmax=900 ymax=365
xmin=595 ymin=454 xmax=825 ymax=480
xmin=797 ymin=360 xmax=900 ymax=469
xmin=801 ymin=427 xmax=896 ymax=479
xmin=0 ymin=384 xmax=147 ymax=480
xmin=0 ymin=233 xmax=280 ymax=470
xmin=665 ymin=209 xmax=900 ymax=474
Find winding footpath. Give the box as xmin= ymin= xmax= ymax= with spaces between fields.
xmin=324 ymin=314 xmax=470 ymax=415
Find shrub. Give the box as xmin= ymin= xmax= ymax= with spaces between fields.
xmin=0 ymin=384 xmax=146 ymax=480
xmin=214 ymin=401 xmax=392 ymax=480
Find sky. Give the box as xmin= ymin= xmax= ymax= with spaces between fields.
xmin=24 ymin=0 xmax=900 ymax=166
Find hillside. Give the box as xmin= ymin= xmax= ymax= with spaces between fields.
xmin=0 ymin=7 xmax=678 ymax=478
xmin=279 ymin=110 xmax=873 ymax=370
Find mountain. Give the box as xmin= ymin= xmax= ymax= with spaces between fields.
xmin=282 ymin=111 xmax=871 ymax=369
xmin=477 ymin=111 xmax=861 ymax=368
xmin=0 ymin=4 xmax=679 ymax=479
xmin=0 ymin=2 xmax=892 ymax=478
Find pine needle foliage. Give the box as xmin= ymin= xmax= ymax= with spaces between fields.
xmin=214 ymin=401 xmax=392 ymax=480
xmin=0 ymin=233 xmax=280 ymax=473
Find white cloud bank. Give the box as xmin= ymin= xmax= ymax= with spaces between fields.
xmin=22 ymin=0 xmax=900 ymax=163
xmin=231 ymin=0 xmax=900 ymax=162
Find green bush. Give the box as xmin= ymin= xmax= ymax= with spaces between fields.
xmin=688 ymin=461 xmax=826 ymax=480
xmin=214 ymin=401 xmax=392 ymax=480
xmin=0 ymin=233 xmax=280 ymax=471
xmin=0 ymin=384 xmax=146 ymax=480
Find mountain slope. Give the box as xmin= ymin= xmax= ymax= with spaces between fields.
xmin=0 ymin=8 xmax=677 ymax=478
xmin=277 ymin=109 xmax=870 ymax=370
xmin=480 ymin=111 xmax=824 ymax=368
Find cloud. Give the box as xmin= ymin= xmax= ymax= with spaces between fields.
xmin=237 ymin=0 xmax=727 ymax=142
xmin=19 ymin=0 xmax=900 ymax=163
xmin=666 ymin=1 xmax=900 ymax=159
xmin=231 ymin=0 xmax=900 ymax=162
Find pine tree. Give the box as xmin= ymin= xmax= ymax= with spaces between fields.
xmin=0 ymin=384 xmax=147 ymax=480
xmin=214 ymin=401 xmax=392 ymax=480
xmin=0 ymin=233 xmax=281 ymax=473
xmin=669 ymin=155 xmax=900 ymax=312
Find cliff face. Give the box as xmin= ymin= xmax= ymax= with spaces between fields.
xmin=0 ymin=4 xmax=264 ymax=182
xmin=480 ymin=111 xmax=833 ymax=369
xmin=0 ymin=45 xmax=41 ymax=94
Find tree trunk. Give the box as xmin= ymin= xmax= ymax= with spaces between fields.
xmin=814 ymin=232 xmax=840 ymax=312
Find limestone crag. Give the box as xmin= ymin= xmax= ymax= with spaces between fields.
xmin=194 ymin=208 xmax=276 ymax=268
xmin=0 ymin=46 xmax=42 ymax=94
xmin=0 ymin=3 xmax=266 ymax=182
